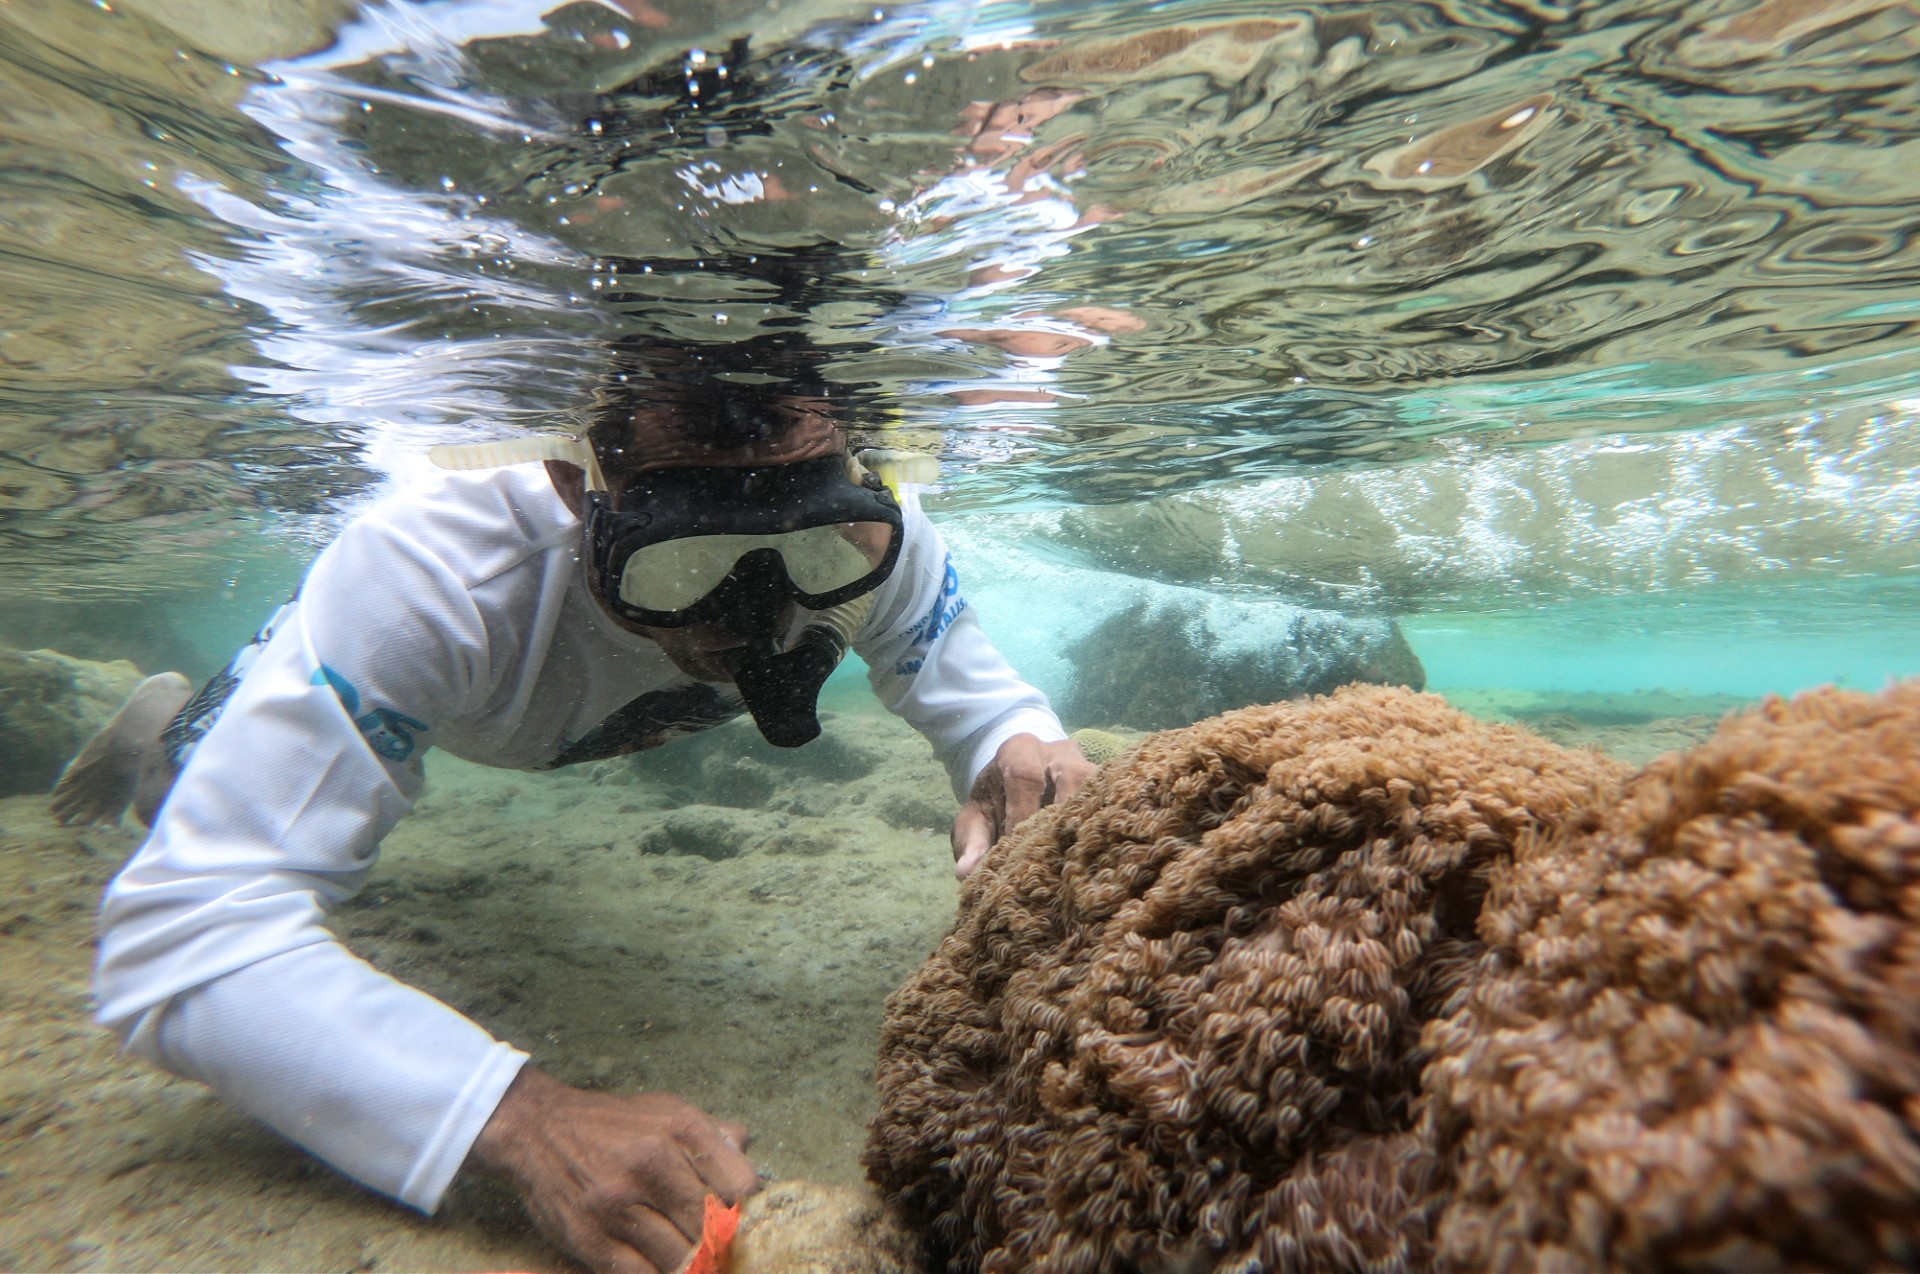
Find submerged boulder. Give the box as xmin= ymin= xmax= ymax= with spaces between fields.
xmin=0 ymin=648 xmax=143 ymax=799
xmin=1057 ymin=593 xmax=1425 ymax=731
xmin=1031 ymin=408 xmax=1920 ymax=611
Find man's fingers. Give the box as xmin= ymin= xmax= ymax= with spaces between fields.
xmin=603 ymin=1254 xmax=658 ymax=1274
xmin=618 ymin=1126 xmax=756 ymax=1271
xmin=955 ymin=840 xmax=989 ymax=882
xmin=1050 ymin=754 xmax=1094 ymax=805
xmin=690 ymin=1124 xmax=761 ymax=1205
xmin=587 ymin=1244 xmax=658 ymax=1274
xmin=475 ymin=1076 xmax=763 ymax=1274
xmin=951 ymin=737 xmax=1095 ymax=882
xmin=607 ymin=1255 xmax=659 ymax=1274
xmin=558 ymin=1211 xmax=659 ymax=1274
xmin=952 ymin=803 xmax=992 ymax=880
xmin=654 ymin=1120 xmax=757 ymax=1236
xmin=605 ymin=1204 xmax=687 ymax=1274
xmin=1000 ymin=742 xmax=1049 ymax=834
xmin=716 ymin=1119 xmax=752 ymax=1155
xmin=625 ymin=1155 xmax=710 ymax=1248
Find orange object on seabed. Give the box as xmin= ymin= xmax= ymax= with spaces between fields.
xmin=680 ymin=1193 xmax=742 ymax=1274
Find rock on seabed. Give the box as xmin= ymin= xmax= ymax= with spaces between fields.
xmin=0 ymin=647 xmax=142 ymax=798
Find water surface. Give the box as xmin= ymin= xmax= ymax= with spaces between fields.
xmin=2 ymin=0 xmax=1916 ymax=681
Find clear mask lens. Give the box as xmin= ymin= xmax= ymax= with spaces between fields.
xmin=619 ymin=523 xmax=891 ymax=613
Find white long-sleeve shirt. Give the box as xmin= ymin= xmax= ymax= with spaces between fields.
xmin=94 ymin=463 xmax=1063 ymax=1212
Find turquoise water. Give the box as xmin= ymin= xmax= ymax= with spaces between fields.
xmin=1407 ymin=576 xmax=1920 ymax=699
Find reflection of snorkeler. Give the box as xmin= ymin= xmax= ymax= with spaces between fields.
xmin=53 ymin=336 xmax=1091 ymax=1274
xmin=899 ymin=81 xmax=1145 ymax=411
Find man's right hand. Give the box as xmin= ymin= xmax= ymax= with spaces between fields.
xmin=467 ymin=1066 xmax=759 ymax=1273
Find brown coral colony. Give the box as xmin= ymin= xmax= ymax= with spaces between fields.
xmin=865 ymin=682 xmax=1920 ymax=1272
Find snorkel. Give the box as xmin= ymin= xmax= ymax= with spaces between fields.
xmin=428 ymin=436 xmax=935 ymax=748
xmin=722 ymin=592 xmax=875 ymax=747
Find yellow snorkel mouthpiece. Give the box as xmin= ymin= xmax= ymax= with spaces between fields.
xmin=852 ymin=448 xmax=940 ymax=499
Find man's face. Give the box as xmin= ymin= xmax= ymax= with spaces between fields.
xmin=550 ymin=396 xmax=841 ymax=682
xmin=632 ymin=614 xmax=795 ymax=683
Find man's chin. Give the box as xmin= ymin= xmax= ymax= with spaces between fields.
xmin=670 ymin=654 xmax=738 ymax=683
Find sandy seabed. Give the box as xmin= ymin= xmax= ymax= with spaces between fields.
xmin=0 ymin=688 xmax=1745 ymax=1272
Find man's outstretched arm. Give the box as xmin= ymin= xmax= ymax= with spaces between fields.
xmin=853 ymin=499 xmax=1094 ymax=877
xmin=95 ymin=509 xmax=515 ymax=1209
xmin=94 ymin=498 xmax=756 ymax=1272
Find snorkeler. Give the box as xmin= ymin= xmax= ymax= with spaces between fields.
xmin=59 ymin=334 xmax=1093 ymax=1274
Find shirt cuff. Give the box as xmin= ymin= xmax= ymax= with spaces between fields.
xmin=398 ymin=1042 xmax=530 ymax=1213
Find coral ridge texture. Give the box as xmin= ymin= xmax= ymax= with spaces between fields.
xmin=864 ymin=683 xmax=1920 ymax=1273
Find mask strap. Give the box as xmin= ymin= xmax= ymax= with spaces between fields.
xmin=428 ymin=434 xmax=610 ymax=493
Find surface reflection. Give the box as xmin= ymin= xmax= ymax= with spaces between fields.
xmin=0 ymin=0 xmax=1916 ymax=601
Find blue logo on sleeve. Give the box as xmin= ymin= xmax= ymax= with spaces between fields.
xmin=313 ymin=665 xmax=428 ymax=763
xmin=892 ymin=554 xmax=969 ymax=677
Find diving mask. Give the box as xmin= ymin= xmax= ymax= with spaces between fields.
xmin=584 ymin=455 xmax=903 ymax=635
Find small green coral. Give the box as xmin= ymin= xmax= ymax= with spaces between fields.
xmin=1069 ymin=727 xmax=1136 ymax=767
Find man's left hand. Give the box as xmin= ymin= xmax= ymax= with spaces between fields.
xmin=952 ymin=733 xmax=1095 ymax=880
